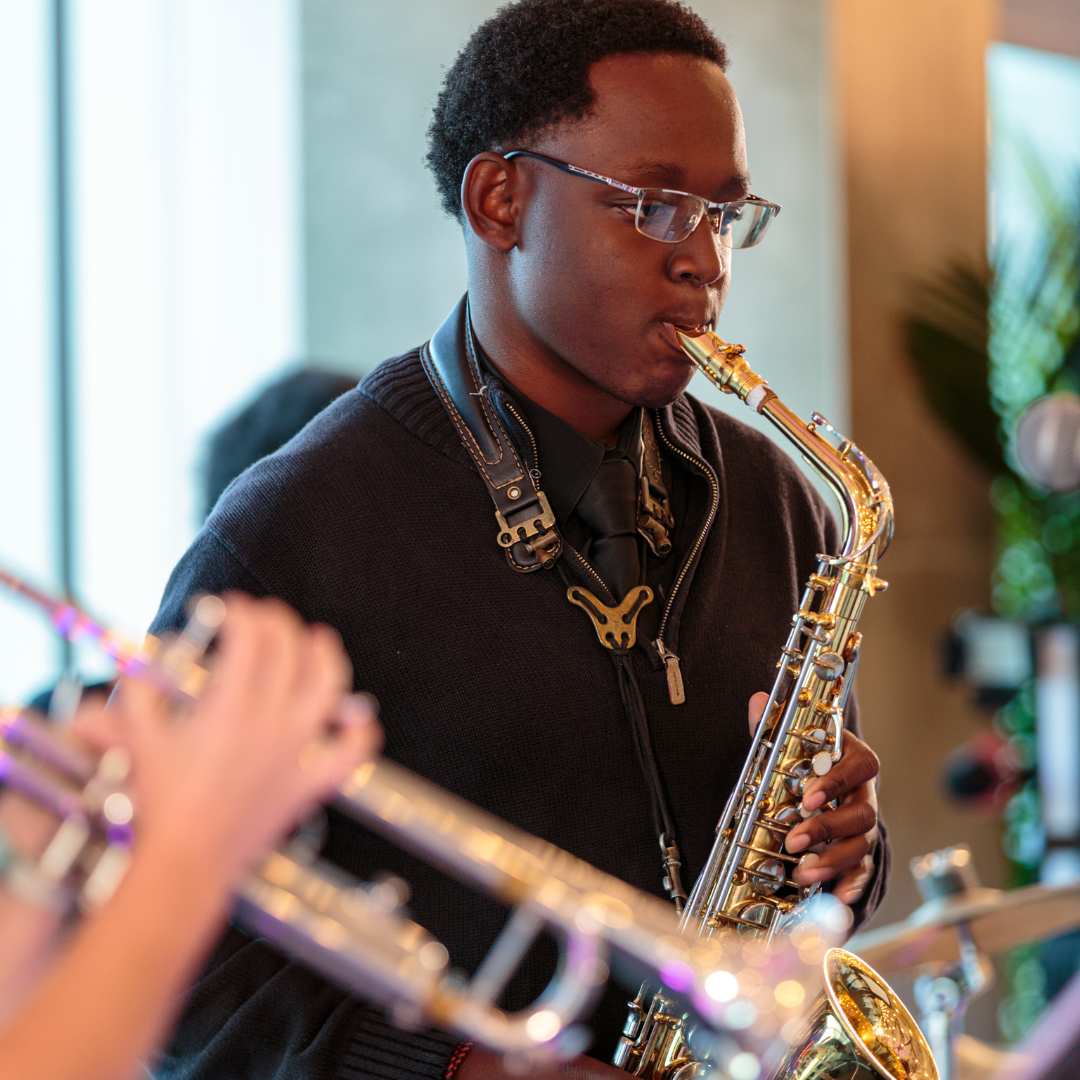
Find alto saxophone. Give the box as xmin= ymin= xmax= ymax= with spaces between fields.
xmin=613 ymin=332 xmax=937 ymax=1080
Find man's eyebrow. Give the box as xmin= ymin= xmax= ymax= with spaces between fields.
xmin=623 ymin=159 xmax=687 ymax=184
xmin=621 ymin=160 xmax=753 ymax=199
xmin=720 ymin=173 xmax=753 ymax=199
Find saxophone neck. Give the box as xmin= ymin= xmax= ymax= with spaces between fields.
xmin=677 ymin=330 xmax=894 ymax=563
xmin=675 ymin=331 xmax=774 ymax=410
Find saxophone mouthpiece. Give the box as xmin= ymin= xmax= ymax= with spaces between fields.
xmin=675 ymin=330 xmax=773 ymax=412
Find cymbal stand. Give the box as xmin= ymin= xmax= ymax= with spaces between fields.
xmin=913 ymin=926 xmax=991 ymax=1080
xmin=908 ymin=846 xmax=996 ymax=1080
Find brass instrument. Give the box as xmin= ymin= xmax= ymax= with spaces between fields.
xmin=613 ymin=333 xmax=938 ymax=1079
xmin=0 ymin=568 xmax=838 ymax=1071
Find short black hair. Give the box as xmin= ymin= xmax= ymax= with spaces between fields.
xmin=201 ymin=367 xmax=357 ymax=520
xmin=427 ymin=0 xmax=727 ymax=220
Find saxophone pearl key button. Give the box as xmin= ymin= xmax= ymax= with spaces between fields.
xmin=811 ymin=750 xmax=833 ymax=776
xmin=812 ymin=651 xmax=845 ymax=681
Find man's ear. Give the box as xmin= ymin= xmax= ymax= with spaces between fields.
xmin=460 ymin=152 xmax=522 ymax=252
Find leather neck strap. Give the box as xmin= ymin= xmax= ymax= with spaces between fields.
xmin=420 ymin=298 xmax=688 ymax=908
xmin=420 ymin=299 xmax=562 ymax=572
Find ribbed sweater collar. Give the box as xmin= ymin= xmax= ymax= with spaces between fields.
xmin=359 ymin=322 xmax=707 ymax=471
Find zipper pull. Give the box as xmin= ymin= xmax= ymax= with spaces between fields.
xmin=655 ymin=640 xmax=686 ymax=705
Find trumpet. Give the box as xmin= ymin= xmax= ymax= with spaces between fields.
xmin=0 ymin=568 xmax=843 ymax=1072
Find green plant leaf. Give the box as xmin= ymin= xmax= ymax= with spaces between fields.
xmin=903 ymin=263 xmax=1006 ymax=475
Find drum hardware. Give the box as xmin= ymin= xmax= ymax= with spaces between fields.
xmin=850 ymin=845 xmax=1080 ymax=1080
xmin=849 ymin=846 xmax=1080 ymax=971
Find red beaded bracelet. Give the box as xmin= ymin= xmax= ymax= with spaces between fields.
xmin=444 ymin=1041 xmax=474 ymax=1079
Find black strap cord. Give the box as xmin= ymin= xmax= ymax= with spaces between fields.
xmin=554 ymin=559 xmax=688 ymax=911
xmin=612 ymin=651 xmax=688 ymax=912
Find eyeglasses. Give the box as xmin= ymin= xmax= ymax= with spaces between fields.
xmin=502 ymin=149 xmax=780 ymax=249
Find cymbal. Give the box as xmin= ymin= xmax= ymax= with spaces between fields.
xmin=848 ymin=880 xmax=1080 ymax=972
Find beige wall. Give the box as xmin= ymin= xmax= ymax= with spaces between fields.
xmin=834 ymin=0 xmax=1003 ymax=1030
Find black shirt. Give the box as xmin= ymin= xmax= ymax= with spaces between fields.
xmin=478 ymin=360 xmax=689 ymax=650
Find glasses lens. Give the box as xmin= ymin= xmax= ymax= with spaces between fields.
xmin=636 ymin=192 xmax=779 ymax=248
xmin=635 ymin=191 xmax=704 ymax=242
xmin=719 ymin=200 xmax=777 ymax=250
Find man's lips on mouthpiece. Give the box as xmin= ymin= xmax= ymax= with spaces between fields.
xmin=658 ymin=320 xmax=711 ymax=353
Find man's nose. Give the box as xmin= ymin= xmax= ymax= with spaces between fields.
xmin=667 ymin=217 xmax=728 ymax=287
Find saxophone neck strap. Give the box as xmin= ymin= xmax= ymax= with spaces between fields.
xmin=566 ymin=584 xmax=654 ymax=654
xmin=637 ymin=412 xmax=675 ymax=557
xmin=422 ymin=297 xmax=687 ymax=905
xmin=420 ymin=297 xmax=562 ymax=572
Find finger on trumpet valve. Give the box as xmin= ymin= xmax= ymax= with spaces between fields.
xmin=366 ymin=872 xmax=410 ymax=911
xmin=330 ymin=692 xmax=381 ymax=734
xmin=184 ymin=594 xmax=228 ymax=649
xmin=1 ymin=707 xmax=96 ymax=784
xmin=144 ymin=593 xmax=227 ymax=693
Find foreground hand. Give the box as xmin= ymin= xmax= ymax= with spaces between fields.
xmin=112 ymin=594 xmax=382 ymax=884
xmin=458 ymin=1049 xmax=625 ymax=1079
xmin=747 ymin=691 xmax=879 ymax=907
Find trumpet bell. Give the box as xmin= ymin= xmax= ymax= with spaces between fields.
xmin=773 ymin=949 xmax=937 ymax=1080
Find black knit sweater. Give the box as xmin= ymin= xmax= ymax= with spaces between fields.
xmin=149 ymin=342 xmax=889 ymax=1079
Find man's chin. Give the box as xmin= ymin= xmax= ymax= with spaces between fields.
xmin=633 ymin=366 xmax=696 ymax=410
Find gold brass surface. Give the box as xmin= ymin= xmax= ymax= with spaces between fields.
xmin=566 ymin=584 xmax=654 ymax=651
xmin=816 ymin=949 xmax=937 ymax=1079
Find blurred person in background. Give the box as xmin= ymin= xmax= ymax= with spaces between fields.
xmin=200 ymin=367 xmax=358 ymax=521
xmin=27 ymin=366 xmax=357 ymax=718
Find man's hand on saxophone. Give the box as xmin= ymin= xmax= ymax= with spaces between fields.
xmin=746 ymin=691 xmax=881 ymax=908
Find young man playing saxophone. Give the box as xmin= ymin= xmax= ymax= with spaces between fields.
xmin=150 ymin=2 xmax=886 ymax=1077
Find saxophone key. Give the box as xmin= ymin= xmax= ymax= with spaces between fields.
xmin=761 ymin=805 xmax=802 ymax=831
xmin=776 ymin=758 xmax=814 ymax=796
xmin=789 ymin=726 xmax=829 ymax=749
xmin=812 ymin=649 xmax=846 ymax=681
xmin=796 ymin=609 xmax=837 ymax=629
xmin=753 ymin=818 xmax=789 ymax=839
xmin=744 ymin=857 xmax=786 ymax=895
xmin=736 ymin=841 xmax=800 ymax=864
xmin=705 ymin=909 xmax=768 ymax=934
xmin=731 ymin=902 xmax=777 ymax=934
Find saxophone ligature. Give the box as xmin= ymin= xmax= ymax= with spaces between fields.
xmin=0 ymin=568 xmax=841 ymax=1072
xmin=613 ymin=332 xmax=938 ymax=1080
